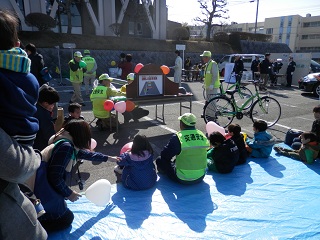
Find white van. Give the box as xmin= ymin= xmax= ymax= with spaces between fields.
xmin=218 ymin=54 xmax=264 ymax=76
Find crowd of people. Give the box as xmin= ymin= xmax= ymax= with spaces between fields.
xmin=1 ymin=8 xmax=319 ymax=240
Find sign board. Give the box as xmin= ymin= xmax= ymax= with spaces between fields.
xmin=138 ymin=74 xmax=163 ymax=96
xmin=224 ymin=63 xmax=236 ymax=83
xmin=176 ymin=44 xmax=186 ymax=51
xmin=62 ymin=43 xmax=76 ymax=48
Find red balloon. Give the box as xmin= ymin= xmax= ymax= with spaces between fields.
xmin=160 ymin=65 xmax=170 ymax=75
xmin=104 ymin=100 xmax=114 ymax=111
xmin=134 ymin=63 xmax=144 ymax=73
xmin=120 ymin=142 xmax=133 ymax=155
xmin=126 ymin=100 xmax=135 ymax=112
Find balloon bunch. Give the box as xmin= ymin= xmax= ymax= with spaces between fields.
xmin=104 ymin=100 xmax=135 ymax=113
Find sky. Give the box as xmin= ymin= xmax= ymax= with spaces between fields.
xmin=166 ymin=0 xmax=320 ymax=25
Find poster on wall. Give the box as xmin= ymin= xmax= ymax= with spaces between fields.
xmin=138 ymin=74 xmax=163 ymax=96
xmin=224 ymin=63 xmax=236 ymax=83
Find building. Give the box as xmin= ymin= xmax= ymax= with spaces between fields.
xmin=1 ymin=0 xmax=167 ymax=40
xmin=219 ymin=14 xmax=320 ymax=60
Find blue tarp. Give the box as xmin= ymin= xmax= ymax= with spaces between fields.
xmin=49 ymin=148 xmax=320 ymax=240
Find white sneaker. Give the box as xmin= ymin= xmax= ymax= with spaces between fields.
xmin=114 ymin=165 xmax=123 ymax=175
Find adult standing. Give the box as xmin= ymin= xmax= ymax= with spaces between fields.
xmin=118 ymin=54 xmax=133 ymax=80
xmin=184 ymin=56 xmax=192 ymax=81
xmin=82 ymin=49 xmax=97 ymax=96
xmin=171 ymin=50 xmax=182 ymax=86
xmin=286 ymin=56 xmax=296 ymax=87
xmin=259 ymin=53 xmax=272 ymax=91
xmin=233 ymin=55 xmax=244 ymax=84
xmin=0 ymin=9 xmax=47 ymax=240
xmin=251 ymin=55 xmax=260 ymax=80
xmin=69 ymin=51 xmax=87 ymax=106
xmin=201 ymin=50 xmax=220 ymax=101
xmin=156 ymin=113 xmax=210 ymax=185
xmin=25 ymin=43 xmax=45 ymax=86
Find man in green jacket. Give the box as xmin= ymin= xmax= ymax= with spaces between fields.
xmin=156 ymin=113 xmax=209 ymax=184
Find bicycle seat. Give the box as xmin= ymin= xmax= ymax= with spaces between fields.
xmin=226 ymin=89 xmax=238 ymax=95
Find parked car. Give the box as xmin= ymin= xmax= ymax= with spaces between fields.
xmin=298 ymin=72 xmax=320 ymax=97
xmin=310 ymin=60 xmax=320 ymax=73
xmin=218 ymin=54 xmax=264 ymax=77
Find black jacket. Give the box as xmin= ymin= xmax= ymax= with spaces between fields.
xmin=251 ymin=59 xmax=260 ymax=72
xmin=286 ymin=61 xmax=296 ymax=74
xmin=231 ymin=134 xmax=247 ymax=165
xmin=233 ymin=59 xmax=244 ymax=74
xmin=28 ymin=52 xmax=45 ymax=86
xmin=259 ymin=59 xmax=272 ymax=74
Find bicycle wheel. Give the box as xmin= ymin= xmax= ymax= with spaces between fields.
xmin=203 ymin=96 xmax=235 ymax=128
xmin=250 ymin=96 xmax=281 ymax=127
xmin=234 ymin=86 xmax=253 ymax=110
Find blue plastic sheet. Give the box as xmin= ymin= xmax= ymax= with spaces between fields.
xmin=49 ymin=148 xmax=320 ymax=240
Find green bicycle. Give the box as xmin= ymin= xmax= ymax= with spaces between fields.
xmin=202 ymin=80 xmax=281 ymax=128
xmin=202 ymin=76 xmax=254 ymax=110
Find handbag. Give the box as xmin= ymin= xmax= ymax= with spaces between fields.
xmin=284 ymin=129 xmax=303 ymax=146
xmin=40 ymin=67 xmax=52 ymax=83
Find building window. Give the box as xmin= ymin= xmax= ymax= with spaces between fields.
xmin=266 ymin=28 xmax=273 ymax=34
xmin=286 ymin=34 xmax=290 ymax=39
xmin=303 ymin=21 xmax=320 ymax=27
xmin=137 ymin=23 xmax=143 ymax=35
xmin=279 ymin=34 xmax=282 ymax=40
xmin=129 ymin=22 xmax=134 ymax=35
xmin=288 ymin=21 xmax=292 ymax=27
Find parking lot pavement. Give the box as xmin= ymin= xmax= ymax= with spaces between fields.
xmin=49 ymin=78 xmax=318 ymax=191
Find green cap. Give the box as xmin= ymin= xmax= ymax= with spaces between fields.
xmin=84 ymin=49 xmax=90 ymax=54
xmin=127 ymin=73 xmax=135 ymax=81
xmin=99 ymin=73 xmax=113 ymax=81
xmin=178 ymin=113 xmax=197 ymax=126
xmin=200 ymin=51 xmax=211 ymax=57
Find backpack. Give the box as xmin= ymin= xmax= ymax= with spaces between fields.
xmin=285 ymin=129 xmax=303 ymax=146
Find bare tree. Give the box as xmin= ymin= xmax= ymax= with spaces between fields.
xmin=25 ymin=13 xmax=56 ymax=31
xmin=194 ymin=0 xmax=228 ymax=41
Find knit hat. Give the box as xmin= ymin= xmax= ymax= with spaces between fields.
xmin=74 ymin=51 xmax=83 ymax=58
xmin=99 ymin=73 xmax=113 ymax=81
xmin=178 ymin=113 xmax=197 ymax=126
xmin=200 ymin=51 xmax=211 ymax=57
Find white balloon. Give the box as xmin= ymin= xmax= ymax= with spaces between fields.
xmin=93 ymin=79 xmax=99 ymax=88
xmin=85 ymin=179 xmax=111 ymax=206
xmin=90 ymin=138 xmax=97 ymax=150
xmin=206 ymin=121 xmax=225 ymax=136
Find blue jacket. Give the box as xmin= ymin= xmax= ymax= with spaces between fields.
xmin=247 ymin=131 xmax=275 ymax=158
xmin=118 ymin=151 xmax=156 ymax=190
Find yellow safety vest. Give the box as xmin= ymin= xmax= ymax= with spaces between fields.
xmin=204 ymin=59 xmax=220 ymax=88
xmin=82 ymin=56 xmax=96 ymax=76
xmin=90 ymin=85 xmax=120 ymax=118
xmin=69 ymin=59 xmax=84 ymax=83
xmin=175 ymin=129 xmax=210 ymax=181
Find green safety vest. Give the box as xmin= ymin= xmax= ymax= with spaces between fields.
xmin=69 ymin=59 xmax=84 ymax=83
xmin=82 ymin=56 xmax=96 ymax=76
xmin=90 ymin=85 xmax=121 ymax=118
xmin=204 ymin=59 xmax=220 ymax=88
xmin=175 ymin=129 xmax=210 ymax=181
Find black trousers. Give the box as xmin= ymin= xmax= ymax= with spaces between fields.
xmin=286 ymin=73 xmax=293 ymax=86
xmin=40 ymin=208 xmax=74 ymax=232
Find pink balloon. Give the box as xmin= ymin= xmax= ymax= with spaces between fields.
xmin=114 ymin=101 xmax=126 ymax=113
xmin=206 ymin=121 xmax=225 ymax=136
xmin=120 ymin=142 xmax=133 ymax=155
xmin=134 ymin=63 xmax=144 ymax=73
xmin=91 ymin=138 xmax=97 ymax=150
xmin=160 ymin=65 xmax=170 ymax=75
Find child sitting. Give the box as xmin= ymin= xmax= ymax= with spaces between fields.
xmin=274 ymin=132 xmax=320 ymax=164
xmin=115 ymin=134 xmax=156 ymax=190
xmin=291 ymin=105 xmax=320 ymax=150
xmin=62 ymin=102 xmax=84 ymax=127
xmin=207 ymin=131 xmax=239 ymax=174
xmin=227 ymin=124 xmax=247 ymax=165
xmin=246 ymin=120 xmax=275 ymax=158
